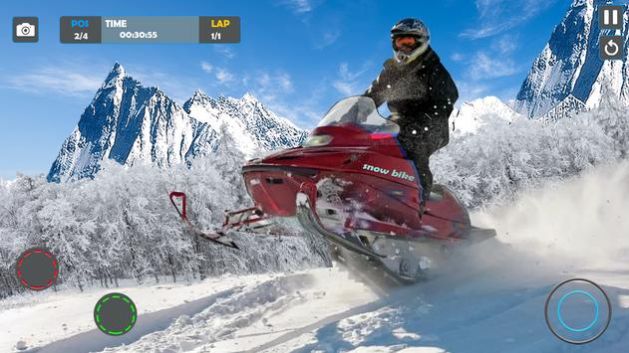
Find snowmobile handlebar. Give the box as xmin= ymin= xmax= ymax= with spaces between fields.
xmin=169 ymin=192 xmax=188 ymax=220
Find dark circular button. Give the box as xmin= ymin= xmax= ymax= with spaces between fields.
xmin=544 ymin=278 xmax=611 ymax=344
xmin=16 ymin=248 xmax=59 ymax=291
xmin=94 ymin=293 xmax=138 ymax=336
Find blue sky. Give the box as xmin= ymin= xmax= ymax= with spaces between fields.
xmin=0 ymin=0 xmax=572 ymax=179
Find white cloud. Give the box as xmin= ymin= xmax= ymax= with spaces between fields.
xmin=278 ymin=0 xmax=314 ymax=14
xmin=199 ymin=64 xmax=316 ymax=127
xmin=276 ymin=72 xmax=294 ymax=91
xmin=214 ymin=46 xmax=236 ymax=59
xmin=239 ymin=69 xmax=322 ymax=128
xmin=215 ymin=68 xmax=234 ymax=84
xmin=3 ymin=66 xmax=102 ymax=96
xmin=468 ymin=52 xmax=519 ymax=80
xmin=201 ymin=61 xmax=213 ymax=74
xmin=256 ymin=73 xmax=271 ymax=88
xmin=258 ymin=80 xmax=327 ymax=128
xmin=332 ymin=62 xmax=371 ymax=96
xmin=276 ymin=0 xmax=339 ymax=49
xmin=454 ymin=34 xmax=522 ymax=102
xmin=266 ymin=101 xmax=321 ymax=128
xmin=456 ymin=81 xmax=490 ymax=104
xmin=461 ymin=0 xmax=559 ymax=39
xmin=202 ymin=62 xmax=238 ymax=87
xmin=492 ymin=34 xmax=518 ymax=55
xmin=333 ymin=81 xmax=355 ymax=96
xmin=451 ymin=53 xmax=465 ymax=62
xmin=252 ymin=70 xmax=294 ymax=102
xmin=314 ymin=29 xmax=341 ymax=49
xmin=4 ymin=63 xmax=206 ymax=104
xmin=128 ymin=66 xmax=202 ymax=103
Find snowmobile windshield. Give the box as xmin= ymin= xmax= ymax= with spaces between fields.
xmin=317 ymin=96 xmax=400 ymax=134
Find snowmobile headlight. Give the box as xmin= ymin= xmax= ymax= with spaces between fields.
xmin=303 ymin=134 xmax=332 ymax=147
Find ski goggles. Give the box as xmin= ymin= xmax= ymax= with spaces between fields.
xmin=393 ymin=36 xmax=418 ymax=50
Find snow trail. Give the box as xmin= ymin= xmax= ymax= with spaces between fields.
xmin=86 ymin=269 xmax=378 ymax=353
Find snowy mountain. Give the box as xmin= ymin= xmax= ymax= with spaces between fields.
xmin=47 ymin=64 xmax=308 ymax=183
xmin=183 ymin=91 xmax=307 ymax=158
xmin=515 ymin=0 xmax=629 ymax=118
xmin=450 ymin=96 xmax=520 ymax=136
xmin=541 ymin=94 xmax=587 ymax=122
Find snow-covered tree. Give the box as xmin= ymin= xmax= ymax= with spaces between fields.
xmin=434 ymin=99 xmax=628 ymax=207
xmin=0 ymin=153 xmax=327 ymax=298
xmin=2 ymin=95 xmax=627 ymax=298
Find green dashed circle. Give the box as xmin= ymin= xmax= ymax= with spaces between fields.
xmin=93 ymin=292 xmax=138 ymax=336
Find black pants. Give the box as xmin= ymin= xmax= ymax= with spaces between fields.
xmin=397 ymin=118 xmax=449 ymax=203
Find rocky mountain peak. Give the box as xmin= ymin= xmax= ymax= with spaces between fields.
xmin=48 ymin=65 xmax=307 ymax=183
xmin=515 ymin=0 xmax=628 ymax=118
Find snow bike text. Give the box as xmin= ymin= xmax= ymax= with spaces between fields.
xmin=362 ymin=164 xmax=415 ymax=182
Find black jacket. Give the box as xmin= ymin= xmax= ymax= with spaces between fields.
xmin=364 ymin=47 xmax=458 ymax=153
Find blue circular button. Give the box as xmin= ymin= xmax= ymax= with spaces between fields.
xmin=557 ymin=290 xmax=599 ymax=332
xmin=544 ymin=278 xmax=612 ymax=345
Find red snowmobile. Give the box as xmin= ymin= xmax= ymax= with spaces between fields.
xmin=170 ymin=96 xmax=495 ymax=282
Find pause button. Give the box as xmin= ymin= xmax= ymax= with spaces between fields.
xmin=600 ymin=6 xmax=624 ymax=30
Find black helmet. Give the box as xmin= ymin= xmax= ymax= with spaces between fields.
xmin=390 ymin=18 xmax=430 ymax=64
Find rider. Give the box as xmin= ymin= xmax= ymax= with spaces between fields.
xmin=364 ymin=18 xmax=458 ymax=209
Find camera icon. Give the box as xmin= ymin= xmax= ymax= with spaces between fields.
xmin=13 ymin=17 xmax=38 ymax=43
xmin=16 ymin=23 xmax=36 ymax=37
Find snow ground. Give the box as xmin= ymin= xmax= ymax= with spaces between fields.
xmin=1 ymin=268 xmax=379 ymax=353
xmin=2 ymin=162 xmax=629 ymax=353
xmin=0 ymin=273 xmax=283 ymax=352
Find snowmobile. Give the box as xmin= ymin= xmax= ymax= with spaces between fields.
xmin=170 ymin=96 xmax=495 ymax=283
